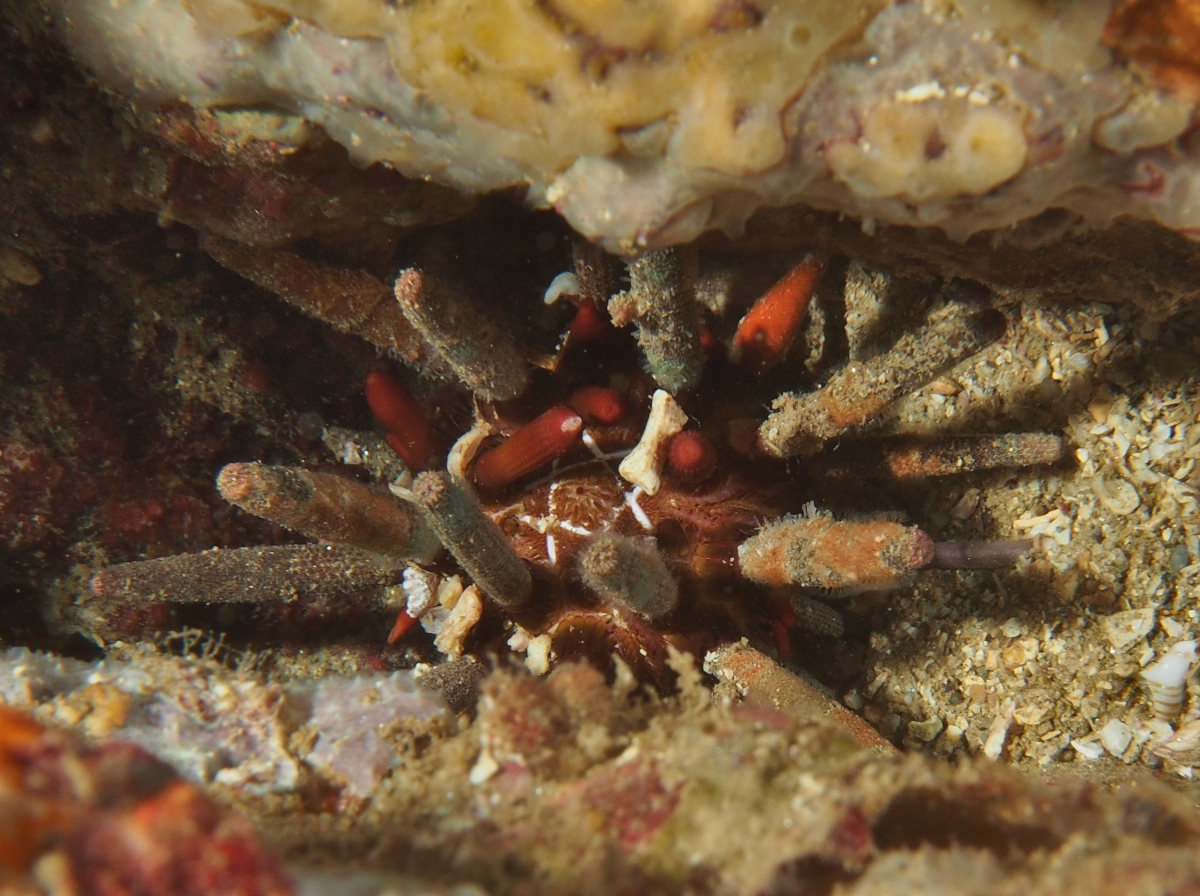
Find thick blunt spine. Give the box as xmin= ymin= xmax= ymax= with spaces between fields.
xmin=88 ymin=545 xmax=402 ymax=605
xmin=202 ymin=236 xmax=425 ymax=364
xmin=758 ymin=293 xmax=1006 ymax=457
xmin=473 ymin=406 xmax=583 ymax=492
xmin=738 ymin=513 xmax=934 ymax=590
xmin=363 ymin=371 xmax=439 ymax=471
xmin=217 ymin=462 xmax=440 ymax=561
xmin=577 ymin=532 xmax=680 ymax=619
xmin=880 ymin=433 xmax=1064 ymax=478
xmin=411 ymin=471 xmax=532 ymax=610
xmin=608 ymin=248 xmax=703 ymax=395
xmin=731 ymin=253 xmax=826 ymax=375
xmin=704 ymin=643 xmax=896 ymax=754
xmin=394 ymin=268 xmax=530 ymax=401
xmin=811 ymin=433 xmax=1065 ymax=480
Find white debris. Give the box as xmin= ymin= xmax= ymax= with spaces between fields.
xmin=1099 ymin=719 xmax=1134 ymax=757
xmin=1071 ymin=738 xmax=1105 ymax=761
xmin=1154 ymin=719 xmax=1200 ymax=766
xmin=618 ymin=389 xmax=687 ymax=496
xmin=982 ymin=701 xmax=1015 ymax=761
xmin=433 ymin=585 xmax=484 ymax=658
xmin=524 ymin=635 xmax=554 ymax=676
xmin=1102 ymin=608 xmax=1157 ymax=652
xmin=1012 ymin=507 xmax=1072 ymax=546
xmin=446 ymin=411 xmax=496 ymax=482
xmin=543 ymin=271 xmax=579 ymax=304
xmin=468 ymin=747 xmax=500 ymax=785
xmin=401 ymin=565 xmax=439 ymax=618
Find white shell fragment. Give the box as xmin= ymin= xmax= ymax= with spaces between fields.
xmin=1093 ymin=476 xmax=1141 ymax=516
xmin=446 ymin=411 xmax=497 ymax=482
xmin=1153 ymin=719 xmax=1200 ymax=766
xmin=618 ymin=389 xmax=688 ymax=496
xmin=982 ymin=701 xmax=1015 ymax=761
xmin=1071 ymin=739 xmax=1105 ymax=761
xmin=1141 ymin=640 xmax=1198 ymax=722
xmin=524 ymin=634 xmax=553 ymax=676
xmin=1099 ymin=719 xmax=1134 ymax=757
xmin=433 ymin=585 xmax=484 ymax=658
xmin=1102 ymin=608 xmax=1157 ymax=652
xmin=543 ymin=271 xmax=580 ymax=305
xmin=401 ymin=565 xmax=439 ymax=618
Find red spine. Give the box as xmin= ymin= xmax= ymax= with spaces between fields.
xmin=364 ymin=371 xmax=437 ymax=470
xmin=474 ymin=406 xmax=584 ymax=491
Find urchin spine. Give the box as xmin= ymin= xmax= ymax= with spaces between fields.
xmin=394 ymin=268 xmax=530 ymax=401
xmin=578 ymin=532 xmax=679 ymax=620
xmin=89 ymin=544 xmax=402 ymax=605
xmin=738 ymin=511 xmax=934 ymax=591
xmin=411 ymin=471 xmax=532 ymax=610
xmin=217 ymin=462 xmax=440 ymax=561
xmin=608 ymin=248 xmax=703 ymax=395
xmin=758 ymin=291 xmax=1006 ymax=457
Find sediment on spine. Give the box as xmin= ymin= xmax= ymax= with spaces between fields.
xmin=738 ymin=514 xmax=934 ymax=590
xmin=571 ymin=236 xmax=621 ymax=308
xmin=577 ymin=532 xmax=679 ymax=619
xmin=608 ymin=248 xmax=704 ymax=394
xmin=394 ymin=268 xmax=530 ymax=401
xmin=321 ymin=426 xmax=411 ymax=485
xmin=813 ymin=433 xmax=1065 ymax=479
xmin=202 ymin=236 xmax=427 ymax=365
xmin=880 ymin=433 xmax=1064 ymax=477
xmin=411 ymin=471 xmax=532 ymax=610
xmin=757 ymin=290 xmax=1006 ymax=458
xmin=703 ymin=642 xmax=896 ymax=754
xmin=217 ymin=463 xmax=440 ymax=561
xmin=88 ymin=544 xmax=402 ymax=605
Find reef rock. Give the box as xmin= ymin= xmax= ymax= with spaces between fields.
xmin=54 ymin=0 xmax=1200 ymax=251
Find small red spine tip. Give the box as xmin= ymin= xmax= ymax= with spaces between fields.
xmin=364 ymin=371 xmax=437 ymax=470
xmin=387 ymin=609 xmax=418 ymax=644
xmin=474 ymin=406 xmax=584 ymax=492
xmin=698 ymin=320 xmax=724 ymax=361
xmin=772 ymin=618 xmax=792 ymax=659
xmin=732 ymin=254 xmax=826 ymax=375
xmin=570 ymin=386 xmax=626 ymax=425
xmin=568 ymin=298 xmax=609 ymax=343
xmin=770 ymin=592 xmax=797 ymax=658
xmin=667 ymin=430 xmax=718 ymax=483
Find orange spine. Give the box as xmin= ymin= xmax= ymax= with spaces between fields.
xmin=732 ymin=254 xmax=825 ymax=375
